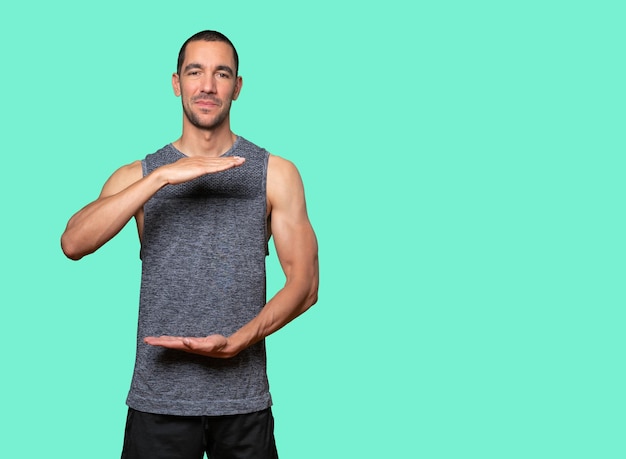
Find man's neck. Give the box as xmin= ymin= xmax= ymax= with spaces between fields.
xmin=173 ymin=124 xmax=237 ymax=157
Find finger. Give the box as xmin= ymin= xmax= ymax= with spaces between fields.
xmin=144 ymin=335 xmax=176 ymax=342
xmin=144 ymin=336 xmax=184 ymax=346
xmin=216 ymin=156 xmax=245 ymax=167
xmin=182 ymin=337 xmax=213 ymax=351
xmin=214 ymin=157 xmax=245 ymax=171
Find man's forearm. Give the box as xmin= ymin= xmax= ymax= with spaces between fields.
xmin=61 ymin=172 xmax=165 ymax=260
xmin=228 ymin=274 xmax=319 ymax=354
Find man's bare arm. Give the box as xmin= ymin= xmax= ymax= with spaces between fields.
xmin=61 ymin=155 xmax=246 ymax=260
xmin=61 ymin=161 xmax=149 ymax=260
xmin=145 ymin=154 xmax=319 ymax=357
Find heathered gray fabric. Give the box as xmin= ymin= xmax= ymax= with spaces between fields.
xmin=126 ymin=136 xmax=272 ymax=416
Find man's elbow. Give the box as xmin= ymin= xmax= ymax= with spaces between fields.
xmin=62 ymin=245 xmax=84 ymax=261
xmin=304 ymin=278 xmax=319 ymax=310
xmin=306 ymin=292 xmax=318 ymax=310
xmin=60 ymin=234 xmax=85 ymax=261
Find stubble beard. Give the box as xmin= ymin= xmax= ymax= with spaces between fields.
xmin=182 ymin=92 xmax=234 ymax=131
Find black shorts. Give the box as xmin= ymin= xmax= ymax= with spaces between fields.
xmin=121 ymin=407 xmax=278 ymax=459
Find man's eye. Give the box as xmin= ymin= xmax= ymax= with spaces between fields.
xmin=217 ymin=72 xmax=230 ymax=78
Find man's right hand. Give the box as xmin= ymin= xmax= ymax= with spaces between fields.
xmin=156 ymin=155 xmax=246 ymax=185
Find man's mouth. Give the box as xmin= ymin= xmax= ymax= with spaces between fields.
xmin=194 ymin=97 xmax=220 ymax=107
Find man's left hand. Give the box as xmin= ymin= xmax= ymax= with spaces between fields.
xmin=144 ymin=334 xmax=237 ymax=358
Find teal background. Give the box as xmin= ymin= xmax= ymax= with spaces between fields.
xmin=1 ymin=1 xmax=624 ymax=457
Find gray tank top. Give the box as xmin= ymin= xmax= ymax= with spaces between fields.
xmin=126 ymin=136 xmax=272 ymax=416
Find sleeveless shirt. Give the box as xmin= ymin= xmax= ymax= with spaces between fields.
xmin=125 ymin=136 xmax=272 ymax=416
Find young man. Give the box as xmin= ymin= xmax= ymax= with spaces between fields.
xmin=61 ymin=30 xmax=319 ymax=459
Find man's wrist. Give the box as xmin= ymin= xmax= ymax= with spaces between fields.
xmin=226 ymin=332 xmax=253 ymax=357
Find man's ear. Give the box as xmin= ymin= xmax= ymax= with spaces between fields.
xmin=232 ymin=76 xmax=243 ymax=101
xmin=172 ymin=73 xmax=181 ymax=97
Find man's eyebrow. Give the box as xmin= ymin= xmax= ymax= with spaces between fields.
xmin=183 ymin=63 xmax=204 ymax=73
xmin=215 ymin=65 xmax=235 ymax=76
xmin=183 ymin=63 xmax=235 ymax=76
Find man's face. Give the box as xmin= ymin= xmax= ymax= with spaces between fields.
xmin=172 ymin=40 xmax=242 ymax=131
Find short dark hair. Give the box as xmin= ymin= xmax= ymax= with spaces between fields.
xmin=177 ymin=30 xmax=239 ymax=76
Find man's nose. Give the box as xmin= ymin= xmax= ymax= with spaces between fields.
xmin=201 ymin=75 xmax=217 ymax=93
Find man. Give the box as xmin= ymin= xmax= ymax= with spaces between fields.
xmin=61 ymin=30 xmax=319 ymax=459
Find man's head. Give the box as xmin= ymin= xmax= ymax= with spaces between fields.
xmin=173 ymin=31 xmax=242 ymax=132
xmin=177 ymin=30 xmax=239 ymax=76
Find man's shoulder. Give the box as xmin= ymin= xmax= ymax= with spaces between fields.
xmin=101 ymin=142 xmax=172 ymax=196
xmin=99 ymin=160 xmax=143 ymax=198
xmin=267 ymin=154 xmax=298 ymax=176
xmin=266 ymin=155 xmax=304 ymax=207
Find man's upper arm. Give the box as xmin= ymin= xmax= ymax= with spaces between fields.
xmin=267 ymin=155 xmax=318 ymax=287
xmin=99 ymin=160 xmax=144 ymax=198
xmin=99 ymin=160 xmax=145 ymax=237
